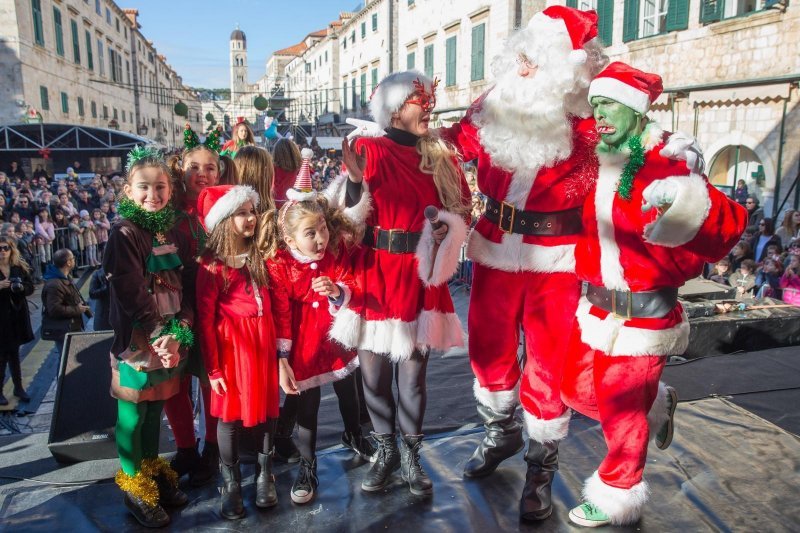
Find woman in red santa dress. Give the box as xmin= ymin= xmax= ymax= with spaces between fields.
xmin=329 ymin=70 xmax=471 ymax=496
xmin=561 ymin=63 xmax=748 ymax=527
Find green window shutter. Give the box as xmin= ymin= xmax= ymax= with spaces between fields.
xmin=597 ymin=0 xmax=614 ymax=45
xmin=566 ymin=0 xmax=578 ymax=6
xmin=445 ymin=36 xmax=457 ymax=87
xmin=623 ymin=0 xmax=640 ymax=42
xmin=342 ymin=80 xmax=348 ymax=111
xmin=71 ymin=20 xmax=80 ymax=64
xmin=85 ymin=31 xmax=93 ymax=69
xmin=372 ymin=13 xmax=378 ymax=31
xmin=61 ymin=92 xmax=68 ymax=113
xmin=424 ymin=44 xmax=434 ymax=78
xmin=32 ymin=0 xmax=44 ymax=46
xmin=77 ymin=97 xmax=84 ymax=116
xmin=360 ymin=72 xmax=367 ymax=107
xmin=471 ymin=23 xmax=485 ymax=82
xmin=699 ymin=0 xmax=723 ymax=23
xmin=371 ymin=68 xmax=378 ymax=91
xmin=53 ymin=7 xmax=64 ymax=56
xmin=91 ymin=101 xmax=97 ymax=118
xmin=666 ymin=0 xmax=689 ymax=31
xmin=361 ymin=22 xmax=366 ymax=39
xmin=40 ymin=86 xmax=49 ymax=110
xmin=407 ymin=51 xmax=415 ymax=70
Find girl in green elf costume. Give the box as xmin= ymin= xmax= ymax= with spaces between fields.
xmin=103 ymin=146 xmax=196 ymax=528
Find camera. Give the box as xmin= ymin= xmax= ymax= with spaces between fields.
xmin=9 ymin=277 xmax=23 ymax=294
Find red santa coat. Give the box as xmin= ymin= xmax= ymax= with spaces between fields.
xmin=574 ymin=124 xmax=749 ymax=356
xmin=273 ymin=166 xmax=298 ymax=207
xmin=267 ymin=247 xmax=359 ymax=391
xmin=328 ymin=135 xmax=470 ymax=362
xmin=443 ymin=96 xmax=598 ymax=273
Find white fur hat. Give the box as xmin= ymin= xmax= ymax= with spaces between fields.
xmin=369 ymin=70 xmax=436 ymax=130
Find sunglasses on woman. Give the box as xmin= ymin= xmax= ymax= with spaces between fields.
xmin=0 ymin=245 xmax=11 ymax=251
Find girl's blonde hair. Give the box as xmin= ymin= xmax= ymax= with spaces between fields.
xmin=273 ymin=138 xmax=302 ymax=173
xmin=258 ymin=196 xmax=360 ymax=260
xmin=0 ymin=236 xmax=31 ymax=274
xmin=201 ymin=208 xmax=269 ymax=291
xmin=234 ymin=146 xmax=275 ymax=214
xmin=168 ymin=146 xmax=237 ymax=208
xmin=416 ymin=135 xmax=469 ymax=217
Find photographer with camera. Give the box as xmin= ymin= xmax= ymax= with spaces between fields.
xmin=0 ymin=236 xmax=34 ymax=405
xmin=42 ymin=249 xmax=90 ymax=357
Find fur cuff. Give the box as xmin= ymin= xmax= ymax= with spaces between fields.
xmin=583 ymin=471 xmax=649 ymax=525
xmin=576 ymin=297 xmax=690 ymax=357
xmin=295 ymin=354 xmax=359 ymax=392
xmin=466 ymin=230 xmax=576 ymax=273
xmin=643 ymin=174 xmax=711 ymax=248
xmin=328 ymin=284 xmax=352 ymax=315
xmin=473 ymin=379 xmax=519 ymax=413
xmin=522 ymin=408 xmax=571 ymax=443
xmin=416 ymin=210 xmax=469 ymax=287
xmin=322 ymin=175 xmax=372 ymax=226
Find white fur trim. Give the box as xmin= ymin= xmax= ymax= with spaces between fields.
xmin=576 ymin=297 xmax=690 ymax=356
xmin=416 ymin=210 xmax=469 ymax=287
xmin=646 ymin=381 xmax=670 ymax=440
xmin=595 ymin=152 xmax=630 ymax=291
xmin=643 ymin=174 xmax=711 ymax=248
xmin=641 ymin=122 xmax=664 ymax=152
xmin=285 ymin=188 xmax=317 ymax=202
xmin=204 ymin=185 xmax=259 ymax=232
xmin=522 ymin=408 xmax=572 ymax=444
xmin=466 ymin=230 xmax=575 ymax=273
xmin=322 ymin=175 xmax=372 ymax=227
xmin=295 ymin=354 xmax=360 ymax=392
xmin=329 ymin=307 xmax=464 ymax=362
xmin=328 ymin=284 xmax=352 ymax=316
xmin=369 ymin=70 xmax=434 ymax=130
xmin=569 ymin=49 xmax=587 ymax=64
xmin=300 ymin=147 xmax=314 ymax=159
xmin=277 ymin=338 xmax=292 ymax=352
xmin=589 ymin=77 xmax=652 ymax=115
xmin=583 ymin=471 xmax=650 ymax=525
xmin=473 ymin=379 xmax=519 ymax=413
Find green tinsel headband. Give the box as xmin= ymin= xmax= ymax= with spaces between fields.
xmin=183 ymin=123 xmax=222 ymax=154
xmin=126 ymin=145 xmax=164 ymax=173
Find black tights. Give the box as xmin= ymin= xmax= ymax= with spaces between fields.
xmin=217 ymin=419 xmax=274 ymax=466
xmin=358 ymin=350 xmax=428 ymax=436
xmin=295 ymin=373 xmax=362 ymax=461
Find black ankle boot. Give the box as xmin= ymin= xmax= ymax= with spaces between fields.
xmin=519 ymin=439 xmax=559 ymax=521
xmin=342 ymin=430 xmax=376 ymax=462
xmin=400 ymin=434 xmax=433 ymax=496
xmin=190 ymin=441 xmax=217 ymax=487
xmin=155 ymin=473 xmax=188 ymax=508
xmin=123 ymin=493 xmax=170 ymax=528
xmin=219 ymin=461 xmax=245 ymax=520
xmin=464 ymin=404 xmax=524 ymax=478
xmin=170 ymin=445 xmax=201 ymax=479
xmin=361 ymin=433 xmax=400 ymax=492
xmin=255 ymin=452 xmax=278 ymax=508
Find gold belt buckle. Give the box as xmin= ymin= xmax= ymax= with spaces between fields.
xmin=611 ymin=290 xmax=633 ymax=320
xmin=499 ymin=201 xmax=516 ymax=234
xmin=386 ymin=228 xmax=399 ymax=253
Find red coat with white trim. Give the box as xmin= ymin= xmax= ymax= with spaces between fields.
xmin=574 ymin=124 xmax=749 ymax=356
xmin=267 ymin=247 xmax=358 ymax=391
xmin=442 ymin=95 xmax=598 ymax=273
xmin=327 ymin=135 xmax=471 ymax=363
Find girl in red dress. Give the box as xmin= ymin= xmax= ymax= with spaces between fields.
xmin=195 ymin=185 xmax=279 ymax=519
xmin=265 ymin=172 xmax=373 ymax=504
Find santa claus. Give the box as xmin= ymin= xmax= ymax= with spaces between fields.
xmin=562 ymin=62 xmax=747 ymax=527
xmin=439 ymin=6 xmax=703 ymax=522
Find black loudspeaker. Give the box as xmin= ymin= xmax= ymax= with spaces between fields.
xmin=48 ymin=331 xmax=118 ymax=464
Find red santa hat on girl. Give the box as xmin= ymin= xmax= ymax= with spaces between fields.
xmin=285 ymin=147 xmax=317 ymax=202
xmin=369 ymin=70 xmax=437 ymax=130
xmin=526 ymin=6 xmax=599 ymax=65
xmin=197 ymin=184 xmax=260 ymax=233
xmin=588 ymin=62 xmax=664 ymax=115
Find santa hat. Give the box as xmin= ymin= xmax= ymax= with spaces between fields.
xmin=528 ymin=6 xmax=598 ymax=64
xmin=197 ymin=184 xmax=259 ymax=233
xmin=285 ymin=148 xmax=317 ymax=202
xmin=369 ymin=70 xmax=436 ymax=130
xmin=588 ymin=62 xmax=663 ymax=115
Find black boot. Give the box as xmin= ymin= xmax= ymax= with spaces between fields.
xmin=400 ymin=435 xmax=433 ymax=496
xmin=342 ymin=430 xmax=376 ymax=462
xmin=464 ymin=404 xmax=524 ymax=478
xmin=170 ymin=445 xmax=201 ymax=480
xmin=519 ymin=439 xmax=559 ymax=521
xmin=8 ymin=356 xmax=29 ymax=402
xmin=361 ymin=433 xmax=400 ymax=492
xmin=290 ymin=457 xmax=319 ymax=504
xmin=219 ymin=461 xmax=245 ymax=520
xmin=190 ymin=441 xmax=218 ymax=487
xmin=155 ymin=473 xmax=188 ymax=508
xmin=123 ymin=493 xmax=170 ymax=528
xmin=255 ymin=452 xmax=278 ymax=508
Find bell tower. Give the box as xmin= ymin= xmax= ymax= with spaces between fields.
xmin=230 ymin=26 xmax=248 ymax=102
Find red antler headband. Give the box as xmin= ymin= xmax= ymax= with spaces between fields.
xmin=405 ymin=77 xmax=439 ymax=112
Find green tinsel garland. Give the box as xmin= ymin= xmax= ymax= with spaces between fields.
xmin=118 ymin=197 xmax=176 ymax=236
xmin=617 ymin=135 xmax=645 ymax=201
xmin=157 ymin=318 xmax=195 ymax=348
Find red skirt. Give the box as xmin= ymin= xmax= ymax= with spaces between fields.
xmin=211 ymin=315 xmax=279 ymax=427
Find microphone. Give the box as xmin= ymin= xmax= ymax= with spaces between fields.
xmin=424 ymin=205 xmax=443 ymax=230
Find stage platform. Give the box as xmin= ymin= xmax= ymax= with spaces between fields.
xmin=2 ymin=347 xmax=798 ymax=532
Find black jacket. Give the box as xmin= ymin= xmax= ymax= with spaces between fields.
xmin=0 ymin=265 xmax=34 ymax=346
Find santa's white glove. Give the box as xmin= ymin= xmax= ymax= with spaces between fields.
xmin=642 ymin=179 xmax=679 ymax=213
xmin=660 ymin=131 xmax=705 ymax=174
xmin=346 ymin=118 xmax=384 ymax=139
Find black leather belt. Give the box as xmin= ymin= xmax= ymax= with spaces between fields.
xmin=363 ymin=225 xmax=421 ymax=254
xmin=586 ymin=284 xmax=679 ymax=319
xmin=483 ymin=197 xmax=582 ymax=236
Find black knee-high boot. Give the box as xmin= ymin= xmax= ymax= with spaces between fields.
xmin=464 ymin=403 xmax=524 ymax=478
xmin=519 ymin=439 xmax=559 ymax=521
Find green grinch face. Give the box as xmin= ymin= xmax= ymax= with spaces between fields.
xmin=591 ymin=96 xmax=643 ymax=151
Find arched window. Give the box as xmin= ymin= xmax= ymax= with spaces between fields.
xmin=709 ymin=145 xmax=766 ymax=196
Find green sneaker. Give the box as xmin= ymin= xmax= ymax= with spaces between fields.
xmin=569 ymin=502 xmax=611 ymax=528
xmin=656 ymin=386 xmax=678 ymax=450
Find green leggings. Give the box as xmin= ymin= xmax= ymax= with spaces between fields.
xmin=116 ymin=399 xmax=165 ymax=476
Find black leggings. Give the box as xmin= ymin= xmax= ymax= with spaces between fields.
xmin=217 ymin=419 xmax=273 ymax=466
xmin=295 ymin=373 xmax=362 ymax=461
xmin=358 ymin=350 xmax=428 ymax=436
